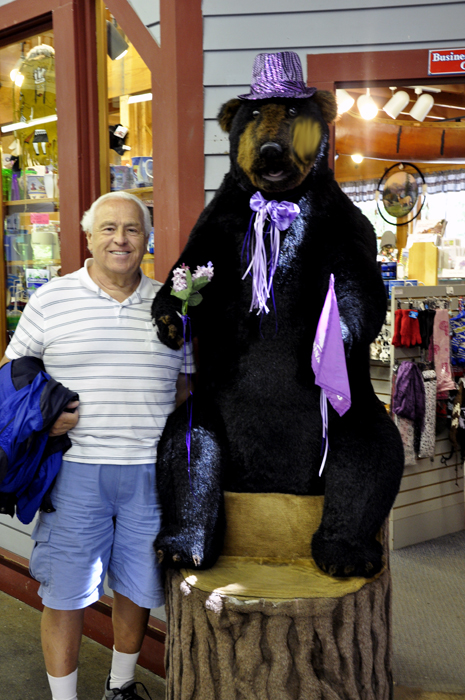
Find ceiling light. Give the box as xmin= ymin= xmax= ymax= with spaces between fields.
xmin=351 ymin=154 xmax=364 ymax=164
xmin=335 ymin=89 xmax=354 ymax=115
xmin=10 ymin=59 xmax=22 ymax=82
xmin=409 ymin=89 xmax=434 ymax=122
xmin=1 ymin=114 xmax=57 ymax=134
xmin=357 ymin=89 xmax=378 ymax=120
xmin=127 ymin=93 xmax=152 ymax=104
xmin=107 ymin=20 xmax=129 ymax=60
xmin=383 ymin=89 xmax=410 ymax=119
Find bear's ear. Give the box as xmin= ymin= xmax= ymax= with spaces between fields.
xmin=313 ymin=90 xmax=338 ymax=125
xmin=218 ymin=98 xmax=242 ymax=133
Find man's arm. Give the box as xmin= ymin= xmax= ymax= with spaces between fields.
xmin=1 ymin=353 xmax=79 ymax=435
xmin=175 ymin=373 xmax=195 ymax=407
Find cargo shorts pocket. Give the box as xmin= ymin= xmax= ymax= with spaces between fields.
xmin=29 ymin=521 xmax=52 ymax=586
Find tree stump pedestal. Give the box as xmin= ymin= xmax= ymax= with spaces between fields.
xmin=164 ymin=493 xmax=393 ymax=700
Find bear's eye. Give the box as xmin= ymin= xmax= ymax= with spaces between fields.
xmin=288 ymin=106 xmax=298 ymax=117
xmin=252 ymin=110 xmax=260 ymax=119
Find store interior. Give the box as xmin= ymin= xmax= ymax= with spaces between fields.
xmin=0 ymin=9 xmax=155 ymax=347
xmin=334 ymin=82 xmax=465 ymax=280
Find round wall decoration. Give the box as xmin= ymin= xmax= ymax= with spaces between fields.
xmin=376 ymin=162 xmax=426 ymax=226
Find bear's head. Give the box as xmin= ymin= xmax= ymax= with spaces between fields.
xmin=218 ymin=91 xmax=337 ymax=194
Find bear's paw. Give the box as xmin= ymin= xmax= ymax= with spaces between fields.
xmin=155 ymin=314 xmax=184 ymax=350
xmin=154 ymin=525 xmax=216 ymax=570
xmin=311 ymin=529 xmax=384 ymax=579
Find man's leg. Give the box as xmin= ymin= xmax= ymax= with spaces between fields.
xmin=112 ymin=591 xmax=149 ymax=653
xmin=105 ymin=591 xmax=149 ymax=692
xmin=41 ymin=607 xmax=84 ymax=699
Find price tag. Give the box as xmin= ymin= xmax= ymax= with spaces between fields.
xmin=30 ymin=213 xmax=50 ymax=224
xmin=446 ymin=286 xmax=454 ymax=295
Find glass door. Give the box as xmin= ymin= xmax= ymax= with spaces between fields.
xmin=99 ymin=5 xmax=154 ymax=278
xmin=1 ymin=29 xmax=60 ymax=345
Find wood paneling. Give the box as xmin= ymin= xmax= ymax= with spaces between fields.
xmin=107 ymin=43 xmax=151 ymax=99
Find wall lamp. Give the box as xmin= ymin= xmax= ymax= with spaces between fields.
xmin=351 ymin=154 xmax=364 ymax=164
xmin=336 ymin=89 xmax=354 ymax=115
xmin=409 ymin=88 xmax=434 ymax=122
xmin=107 ymin=20 xmax=129 ymax=61
xmin=357 ymin=89 xmax=378 ymax=120
xmin=383 ymin=88 xmax=410 ymax=119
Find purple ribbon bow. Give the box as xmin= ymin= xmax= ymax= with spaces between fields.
xmin=242 ymin=192 xmax=300 ymax=314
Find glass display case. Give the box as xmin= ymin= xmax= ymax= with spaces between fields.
xmin=103 ymin=6 xmax=154 ymax=278
xmin=1 ymin=29 xmax=60 ymax=345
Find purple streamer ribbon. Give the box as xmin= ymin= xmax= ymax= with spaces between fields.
xmin=242 ymin=192 xmax=300 ymax=315
xmin=182 ymin=314 xmax=195 ymax=495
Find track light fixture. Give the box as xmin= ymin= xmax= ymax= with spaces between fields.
xmin=409 ymin=88 xmax=434 ymax=122
xmin=357 ymin=89 xmax=378 ymax=120
xmin=107 ymin=20 xmax=129 ymax=61
xmin=383 ymin=88 xmax=410 ymax=119
xmin=336 ymin=89 xmax=354 ymax=115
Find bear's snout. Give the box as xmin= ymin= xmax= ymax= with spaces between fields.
xmin=236 ymin=102 xmax=324 ymax=193
xmin=260 ymin=141 xmax=283 ymax=158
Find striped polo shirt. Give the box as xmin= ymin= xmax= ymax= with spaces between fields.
xmin=6 ymin=260 xmax=194 ymax=464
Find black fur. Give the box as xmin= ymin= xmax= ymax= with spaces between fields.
xmin=152 ymin=94 xmax=404 ymax=578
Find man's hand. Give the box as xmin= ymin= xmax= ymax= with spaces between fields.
xmin=49 ymin=401 xmax=80 ymax=437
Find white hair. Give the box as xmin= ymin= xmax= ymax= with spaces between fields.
xmin=80 ymin=191 xmax=152 ymax=238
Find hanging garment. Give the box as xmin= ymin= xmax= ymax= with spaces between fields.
xmin=394 ymin=415 xmax=416 ymax=466
xmin=392 ymin=308 xmax=422 ymax=348
xmin=418 ymin=368 xmax=437 ymax=459
xmin=392 ymin=360 xmax=426 ymax=429
xmin=432 ymin=308 xmax=456 ymax=396
xmin=418 ymin=309 xmax=436 ymax=351
xmin=392 ymin=361 xmax=426 ymax=465
xmin=449 ymin=377 xmax=465 ymax=460
xmin=449 ymin=310 xmax=465 ymax=365
xmin=392 ymin=308 xmax=403 ymax=347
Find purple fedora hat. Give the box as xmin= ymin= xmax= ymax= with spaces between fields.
xmin=238 ymin=51 xmax=316 ymax=100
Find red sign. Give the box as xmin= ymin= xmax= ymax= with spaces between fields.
xmin=429 ymin=49 xmax=465 ymax=75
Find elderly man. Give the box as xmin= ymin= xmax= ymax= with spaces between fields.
xmin=0 ymin=192 xmax=193 ymax=700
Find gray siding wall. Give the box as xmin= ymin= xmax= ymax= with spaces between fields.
xmin=128 ymin=0 xmax=160 ymax=45
xmin=203 ymin=0 xmax=465 ymax=203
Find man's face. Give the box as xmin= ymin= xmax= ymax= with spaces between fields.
xmin=86 ymin=198 xmax=146 ymax=281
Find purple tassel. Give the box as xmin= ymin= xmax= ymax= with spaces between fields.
xmin=242 ymin=192 xmax=300 ymax=315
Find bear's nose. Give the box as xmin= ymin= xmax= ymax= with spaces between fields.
xmin=260 ymin=141 xmax=282 ymax=158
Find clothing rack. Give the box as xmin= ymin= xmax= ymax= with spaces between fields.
xmin=390 ymin=284 xmax=465 ymax=375
xmin=387 ymin=284 xmax=465 ymax=550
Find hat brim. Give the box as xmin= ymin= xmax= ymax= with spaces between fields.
xmin=238 ymin=87 xmax=317 ymax=100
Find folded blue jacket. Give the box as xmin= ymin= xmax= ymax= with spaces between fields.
xmin=0 ymin=357 xmax=78 ymax=524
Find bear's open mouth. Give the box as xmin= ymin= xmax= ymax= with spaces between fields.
xmin=262 ymin=170 xmax=286 ymax=181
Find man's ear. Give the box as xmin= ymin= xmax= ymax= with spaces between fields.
xmin=217 ymin=99 xmax=242 ymax=133
xmin=313 ymin=90 xmax=338 ymax=124
xmin=86 ymin=232 xmax=93 ymax=252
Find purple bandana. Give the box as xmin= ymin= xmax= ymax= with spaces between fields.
xmin=238 ymin=52 xmax=316 ymax=101
xmin=311 ymin=274 xmax=351 ymax=474
xmin=242 ymin=192 xmax=300 ymax=315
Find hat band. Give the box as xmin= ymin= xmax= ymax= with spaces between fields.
xmin=240 ymin=80 xmax=316 ymax=100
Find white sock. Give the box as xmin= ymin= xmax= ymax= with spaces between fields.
xmin=109 ymin=647 xmax=140 ymax=689
xmin=47 ymin=668 xmax=78 ymax=700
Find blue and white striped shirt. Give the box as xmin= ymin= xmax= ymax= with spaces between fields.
xmin=6 ymin=260 xmax=194 ymax=464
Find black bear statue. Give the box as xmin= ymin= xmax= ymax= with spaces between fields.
xmin=152 ymin=51 xmax=404 ymax=579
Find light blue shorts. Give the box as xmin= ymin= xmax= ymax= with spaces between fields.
xmin=29 ymin=461 xmax=164 ymax=611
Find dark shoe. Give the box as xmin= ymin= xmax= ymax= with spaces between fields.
xmin=102 ymin=674 xmax=152 ymax=700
